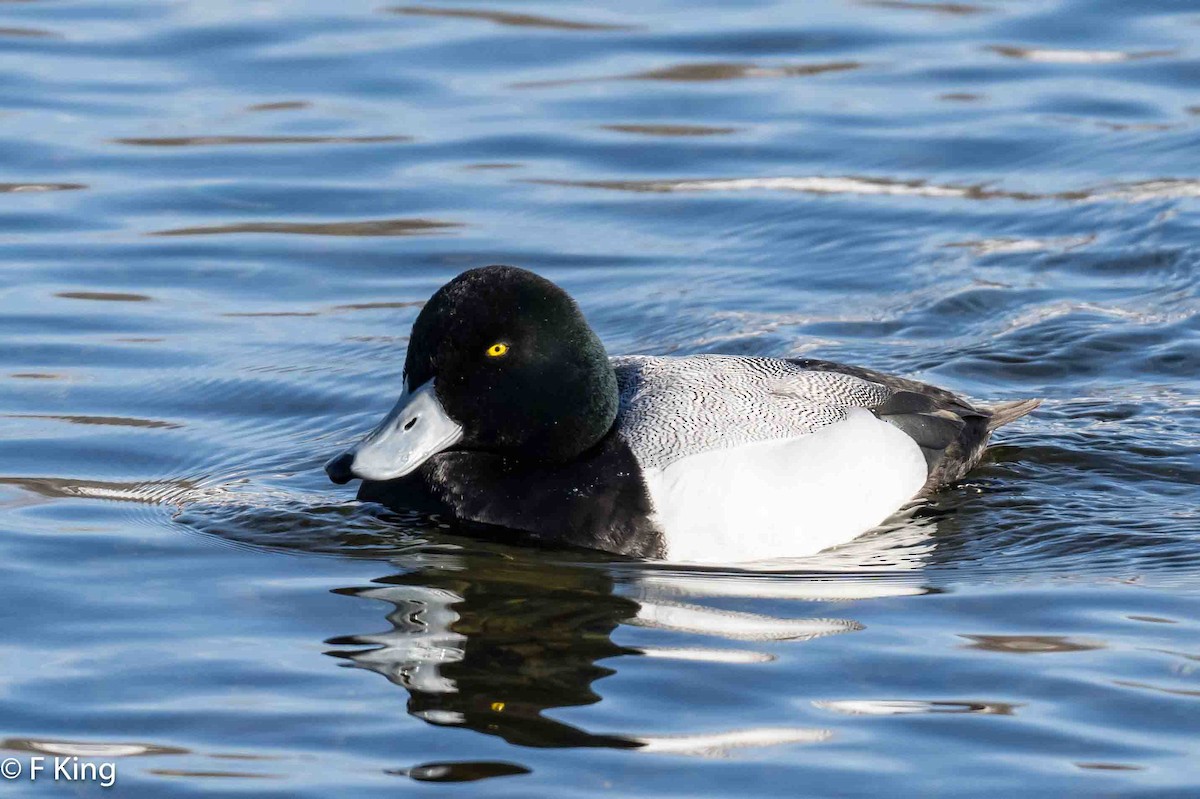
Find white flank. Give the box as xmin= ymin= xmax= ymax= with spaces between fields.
xmin=643 ymin=409 xmax=927 ymax=563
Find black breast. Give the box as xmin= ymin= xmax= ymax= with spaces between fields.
xmin=358 ymin=432 xmax=662 ymax=558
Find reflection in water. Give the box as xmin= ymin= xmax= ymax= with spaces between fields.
xmin=0 ymin=182 xmax=85 ymax=193
xmin=1113 ymin=680 xmax=1200 ymax=699
xmin=390 ymin=761 xmax=531 ymax=782
xmin=860 ymin=1 xmax=985 ymax=14
xmin=1125 ymin=615 xmax=1178 ymax=625
xmin=635 ymin=727 xmax=831 ymax=755
xmin=329 ymin=301 xmax=424 ymax=312
xmin=629 ymin=602 xmax=861 ymax=641
xmin=221 ymin=311 xmax=320 ymax=318
xmin=114 ymin=135 xmax=409 ymax=147
xmin=326 ymin=554 xmax=868 ymax=751
xmin=600 ymin=124 xmax=740 ymax=137
xmin=218 ymin=301 xmax=423 ymax=318
xmin=624 ymin=62 xmax=860 ymax=82
xmin=944 ymin=235 xmax=1095 ymax=256
xmin=531 ymin=175 xmax=1200 ymax=203
xmin=514 ymin=61 xmax=861 ymax=88
xmin=326 ymin=562 xmax=645 ymax=749
xmin=258 ymin=513 xmax=945 ymax=763
xmin=1 ymin=739 xmax=189 ymax=758
xmin=0 ymin=475 xmax=203 ymax=505
xmin=4 ymin=413 xmax=181 ymax=429
xmin=146 ymin=769 xmax=281 ymax=780
xmin=151 ymin=219 xmax=461 ymax=238
xmin=462 ymin=162 xmax=523 ymax=170
xmin=55 ymin=291 xmax=153 ymax=302
xmin=987 ymin=46 xmax=1175 ymax=64
xmin=815 ymin=699 xmax=1019 ymax=716
xmin=244 ymin=101 xmax=311 ymax=112
xmin=0 ymin=26 xmax=60 ymax=38
xmin=389 ymin=6 xmax=632 ymax=31
xmin=961 ymin=635 xmax=1105 ymax=654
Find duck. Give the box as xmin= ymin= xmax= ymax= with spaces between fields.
xmin=325 ymin=265 xmax=1040 ymax=563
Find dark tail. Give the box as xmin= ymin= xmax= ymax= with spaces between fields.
xmin=985 ymin=398 xmax=1042 ymax=431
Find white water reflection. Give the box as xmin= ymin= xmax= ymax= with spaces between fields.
xmin=630 ymin=602 xmax=862 ymax=641
xmin=634 ymin=727 xmax=832 ymax=757
xmin=333 ymin=567 xmax=845 ymax=751
xmin=987 ymin=46 xmax=1175 ymax=64
xmin=534 ymin=175 xmax=1200 ymax=203
xmin=815 ymin=699 xmax=1019 ymax=716
xmin=337 ymin=585 xmax=467 ymax=694
xmin=326 ymin=515 xmax=941 ymax=752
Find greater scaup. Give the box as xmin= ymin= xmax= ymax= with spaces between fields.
xmin=325 ymin=265 xmax=1040 ymax=562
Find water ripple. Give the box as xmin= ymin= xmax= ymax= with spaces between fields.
xmin=987 ymin=46 xmax=1178 ymax=64
xmin=114 ymin=135 xmax=410 ymax=147
xmin=150 ymin=218 xmax=461 ymax=237
xmin=388 ymin=6 xmax=634 ymax=32
xmin=0 ymin=182 xmax=85 ymax=193
xmin=531 ymin=175 xmax=1200 ymax=202
xmin=513 ymin=60 xmax=861 ymax=88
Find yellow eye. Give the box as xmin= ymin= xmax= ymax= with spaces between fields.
xmin=486 ymin=342 xmax=509 ymax=358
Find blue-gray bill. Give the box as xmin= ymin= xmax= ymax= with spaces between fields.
xmin=325 ymin=380 xmax=463 ymax=484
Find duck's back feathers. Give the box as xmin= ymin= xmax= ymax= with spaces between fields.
xmin=614 ymin=354 xmax=1041 ymax=502
xmin=790 ymin=357 xmax=1041 ymax=487
xmin=612 ymin=355 xmax=893 ymax=469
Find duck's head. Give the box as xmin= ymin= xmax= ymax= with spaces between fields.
xmin=325 ymin=265 xmax=619 ymax=484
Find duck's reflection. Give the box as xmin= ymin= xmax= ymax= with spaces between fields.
xmin=326 ymin=558 xmax=642 ymax=749
xmin=324 ymin=515 xmax=937 ymax=754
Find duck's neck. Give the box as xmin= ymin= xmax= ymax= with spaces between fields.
xmin=523 ymin=358 xmax=619 ymax=464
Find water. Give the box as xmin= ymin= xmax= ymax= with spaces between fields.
xmin=1 ymin=0 xmax=1198 ymax=794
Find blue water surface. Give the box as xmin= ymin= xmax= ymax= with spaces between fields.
xmin=0 ymin=0 xmax=1198 ymax=795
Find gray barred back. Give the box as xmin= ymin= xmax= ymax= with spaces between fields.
xmin=612 ymin=355 xmax=892 ymax=470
